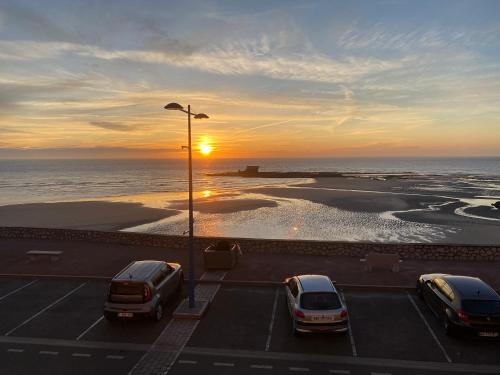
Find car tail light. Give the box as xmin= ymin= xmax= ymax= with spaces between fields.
xmin=458 ymin=309 xmax=470 ymax=325
xmin=294 ymin=309 xmax=305 ymax=318
xmin=143 ymin=284 xmax=152 ymax=302
xmin=340 ymin=309 xmax=348 ymax=318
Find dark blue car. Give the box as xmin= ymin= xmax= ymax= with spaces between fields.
xmin=417 ymin=274 xmax=500 ymax=337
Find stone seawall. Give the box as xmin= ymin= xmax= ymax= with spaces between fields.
xmin=0 ymin=227 xmax=499 ymax=261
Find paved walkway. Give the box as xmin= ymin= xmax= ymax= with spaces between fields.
xmin=0 ymin=237 xmax=499 ymax=290
xmin=128 ymin=270 xmax=226 ymax=375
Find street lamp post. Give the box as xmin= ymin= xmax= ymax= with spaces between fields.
xmin=164 ymin=102 xmax=209 ymax=308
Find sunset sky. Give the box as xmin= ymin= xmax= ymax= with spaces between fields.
xmin=1 ymin=0 xmax=499 ymax=158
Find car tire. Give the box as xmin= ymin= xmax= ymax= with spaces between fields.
xmin=104 ymin=311 xmax=116 ymax=322
xmin=292 ymin=319 xmax=300 ymax=336
xmin=153 ymin=303 xmax=163 ymax=322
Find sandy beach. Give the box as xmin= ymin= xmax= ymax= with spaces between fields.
xmin=0 ymin=201 xmax=180 ymax=231
xmin=1 ymin=174 xmax=498 ymax=244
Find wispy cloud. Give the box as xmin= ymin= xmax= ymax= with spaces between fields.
xmin=0 ymin=39 xmax=405 ymax=84
xmin=338 ymin=24 xmax=500 ymax=51
xmin=88 ymin=121 xmax=135 ymax=132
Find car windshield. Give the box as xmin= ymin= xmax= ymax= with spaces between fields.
xmin=300 ymin=292 xmax=341 ymax=310
xmin=462 ymin=300 xmax=500 ymax=315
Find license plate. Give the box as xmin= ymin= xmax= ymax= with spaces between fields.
xmin=118 ymin=312 xmax=133 ymax=318
xmin=311 ymin=316 xmax=334 ymax=321
xmin=479 ymin=331 xmax=498 ymax=337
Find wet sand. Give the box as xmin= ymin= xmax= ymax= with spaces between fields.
xmin=0 ymin=201 xmax=180 ymax=231
xmin=168 ymin=198 xmax=277 ymax=213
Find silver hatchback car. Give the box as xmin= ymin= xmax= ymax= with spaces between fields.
xmin=285 ymin=274 xmax=348 ymax=334
xmin=104 ymin=260 xmax=183 ymax=321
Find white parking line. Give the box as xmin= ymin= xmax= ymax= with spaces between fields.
xmin=329 ymin=370 xmax=350 ymax=374
xmin=0 ymin=280 xmax=38 ymax=302
xmin=289 ymin=367 xmax=310 ymax=372
xmin=72 ymin=353 xmax=91 ymax=358
xmin=76 ymin=315 xmax=104 ymax=341
xmin=5 ymin=283 xmax=86 ymax=336
xmin=251 ymin=364 xmax=274 ymax=369
xmin=178 ymin=359 xmax=197 ymax=365
xmin=39 ymin=350 xmax=58 ymax=355
xmin=406 ymin=292 xmax=452 ymax=363
xmin=340 ymin=292 xmax=357 ymax=357
xmin=7 ymin=348 xmax=24 ymax=353
xmin=213 ymin=362 xmax=234 ymax=367
xmin=265 ymin=288 xmax=280 ymax=351
xmin=106 ymin=355 xmax=124 ymax=360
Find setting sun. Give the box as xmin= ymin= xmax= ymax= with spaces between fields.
xmin=199 ymin=143 xmax=213 ymax=155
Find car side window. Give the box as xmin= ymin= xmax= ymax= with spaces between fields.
xmin=434 ymin=278 xmax=454 ymax=301
xmin=441 ymin=282 xmax=455 ymax=301
xmin=152 ymin=265 xmax=171 ymax=287
xmin=289 ymin=278 xmax=299 ymax=298
xmin=151 ymin=270 xmax=163 ymax=287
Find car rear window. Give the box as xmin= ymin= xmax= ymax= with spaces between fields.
xmin=300 ymin=292 xmax=341 ymax=310
xmin=111 ymin=282 xmax=143 ymax=295
xmin=462 ymin=300 xmax=500 ymax=315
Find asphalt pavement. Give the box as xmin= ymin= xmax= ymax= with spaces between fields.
xmin=0 ymin=277 xmax=498 ymax=375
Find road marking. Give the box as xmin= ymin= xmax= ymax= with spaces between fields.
xmin=340 ymin=292 xmax=357 ymax=357
xmin=214 ymin=362 xmax=234 ymax=367
xmin=76 ymin=315 xmax=104 ymax=341
xmin=289 ymin=367 xmax=309 ymax=372
xmin=329 ymin=370 xmax=350 ymax=374
xmin=251 ymin=364 xmax=274 ymax=369
xmin=178 ymin=360 xmax=197 ymax=365
xmin=371 ymin=373 xmax=391 ymax=375
xmin=183 ymin=346 xmax=500 ymax=374
xmin=4 ymin=282 xmax=86 ymax=336
xmin=265 ymin=287 xmax=280 ymax=351
xmin=406 ymin=292 xmax=452 ymax=363
xmin=106 ymin=355 xmax=124 ymax=360
xmin=39 ymin=350 xmax=58 ymax=355
xmin=7 ymin=348 xmax=24 ymax=353
xmin=72 ymin=353 xmax=91 ymax=358
xmin=0 ymin=280 xmax=38 ymax=302
xmin=0 ymin=335 xmax=150 ymax=352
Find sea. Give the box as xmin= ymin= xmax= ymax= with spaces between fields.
xmin=1 ymin=157 xmax=499 ymax=243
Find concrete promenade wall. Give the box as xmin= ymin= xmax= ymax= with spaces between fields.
xmin=0 ymin=227 xmax=499 ymax=261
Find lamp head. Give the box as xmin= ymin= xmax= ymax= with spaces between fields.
xmin=164 ymin=102 xmax=184 ymax=110
xmin=194 ymin=113 xmax=209 ymax=119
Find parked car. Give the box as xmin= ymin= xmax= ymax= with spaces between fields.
xmin=284 ymin=274 xmax=348 ymax=335
xmin=104 ymin=260 xmax=183 ymax=321
xmin=417 ymin=273 xmax=500 ymax=337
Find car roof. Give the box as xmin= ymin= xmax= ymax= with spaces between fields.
xmin=114 ymin=260 xmax=164 ymax=281
xmin=443 ymin=275 xmax=499 ymax=300
xmin=297 ymin=275 xmax=335 ymax=293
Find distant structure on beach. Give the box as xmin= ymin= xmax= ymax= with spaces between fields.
xmin=238 ymin=165 xmax=260 ymax=175
xmin=207 ymin=165 xmax=343 ymax=178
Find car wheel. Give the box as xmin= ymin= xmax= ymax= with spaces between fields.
xmin=153 ymin=304 xmax=163 ymax=322
xmin=104 ymin=311 xmax=116 ymax=322
xmin=292 ymin=319 xmax=300 ymax=336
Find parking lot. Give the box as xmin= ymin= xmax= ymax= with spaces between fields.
xmin=175 ymin=286 xmax=500 ymax=374
xmin=0 ymin=277 xmax=498 ymax=375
